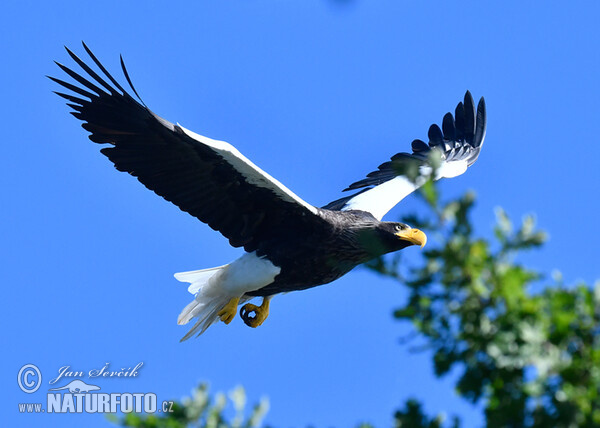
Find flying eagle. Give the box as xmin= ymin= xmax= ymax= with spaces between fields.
xmin=51 ymin=43 xmax=486 ymax=340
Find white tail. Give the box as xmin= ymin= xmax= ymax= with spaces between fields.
xmin=175 ymin=265 xmax=231 ymax=341
xmin=174 ymin=265 xmax=226 ymax=295
xmin=174 ymin=252 xmax=282 ymax=341
xmin=177 ymin=294 xmax=234 ymax=341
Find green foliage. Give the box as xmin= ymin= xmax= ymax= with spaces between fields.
xmin=393 ymin=399 xmax=459 ymax=428
xmin=367 ymin=185 xmax=600 ymax=427
xmin=108 ymin=384 xmax=269 ymax=428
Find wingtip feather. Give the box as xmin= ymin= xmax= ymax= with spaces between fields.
xmin=120 ymin=54 xmax=145 ymax=105
xmin=474 ymin=97 xmax=487 ymax=148
xmin=326 ymin=91 xmax=488 ymax=216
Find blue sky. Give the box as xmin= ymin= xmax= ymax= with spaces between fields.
xmin=3 ymin=1 xmax=599 ymax=427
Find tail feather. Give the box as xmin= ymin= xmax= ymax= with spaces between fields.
xmin=175 ymin=264 xmax=231 ymax=341
xmin=174 ymin=252 xmax=278 ymax=340
xmin=174 ymin=265 xmax=226 ymax=294
xmin=178 ymin=295 xmax=232 ymax=341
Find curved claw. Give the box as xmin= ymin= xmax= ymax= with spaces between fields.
xmin=240 ymin=297 xmax=271 ymax=328
xmin=217 ymin=297 xmax=240 ymax=324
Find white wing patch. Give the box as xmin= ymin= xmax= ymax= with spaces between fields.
xmin=341 ymin=159 xmax=469 ymax=220
xmin=333 ymin=91 xmax=486 ymax=221
xmin=342 ymin=175 xmax=423 ymax=220
xmin=437 ymin=159 xmax=468 ymax=179
xmin=177 ymin=125 xmax=318 ymax=215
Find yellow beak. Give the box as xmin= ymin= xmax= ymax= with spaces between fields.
xmin=395 ymin=228 xmax=427 ymax=248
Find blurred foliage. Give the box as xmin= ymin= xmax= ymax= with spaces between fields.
xmin=393 ymin=399 xmax=459 ymax=428
xmin=108 ymin=383 xmax=269 ymax=428
xmin=366 ymin=184 xmax=600 ymax=427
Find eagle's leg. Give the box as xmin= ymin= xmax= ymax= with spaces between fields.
xmin=240 ymin=296 xmax=272 ymax=328
xmin=217 ymin=297 xmax=240 ymax=324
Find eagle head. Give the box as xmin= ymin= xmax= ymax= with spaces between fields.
xmin=377 ymin=222 xmax=427 ymax=251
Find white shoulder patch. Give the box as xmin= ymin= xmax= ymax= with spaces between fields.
xmin=177 ymin=124 xmax=318 ymax=215
xmin=342 ymin=175 xmax=423 ymax=220
xmin=341 ymin=158 xmax=469 ymax=220
xmin=438 ymin=159 xmax=468 ymax=179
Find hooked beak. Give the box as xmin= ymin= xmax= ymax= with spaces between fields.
xmin=395 ymin=227 xmax=427 ymax=248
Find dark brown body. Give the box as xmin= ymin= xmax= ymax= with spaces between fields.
xmin=246 ymin=209 xmax=413 ymax=296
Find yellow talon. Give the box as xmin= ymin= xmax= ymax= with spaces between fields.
xmin=217 ymin=297 xmax=240 ymax=324
xmin=240 ymin=296 xmax=271 ymax=328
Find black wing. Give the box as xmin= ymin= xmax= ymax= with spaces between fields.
xmin=51 ymin=42 xmax=322 ymax=255
xmin=323 ymin=91 xmax=486 ymax=219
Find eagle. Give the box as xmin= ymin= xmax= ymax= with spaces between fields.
xmin=51 ymin=43 xmax=487 ymax=340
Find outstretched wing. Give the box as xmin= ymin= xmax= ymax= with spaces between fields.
xmin=323 ymin=91 xmax=486 ymax=220
xmin=51 ymin=42 xmax=321 ymax=255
